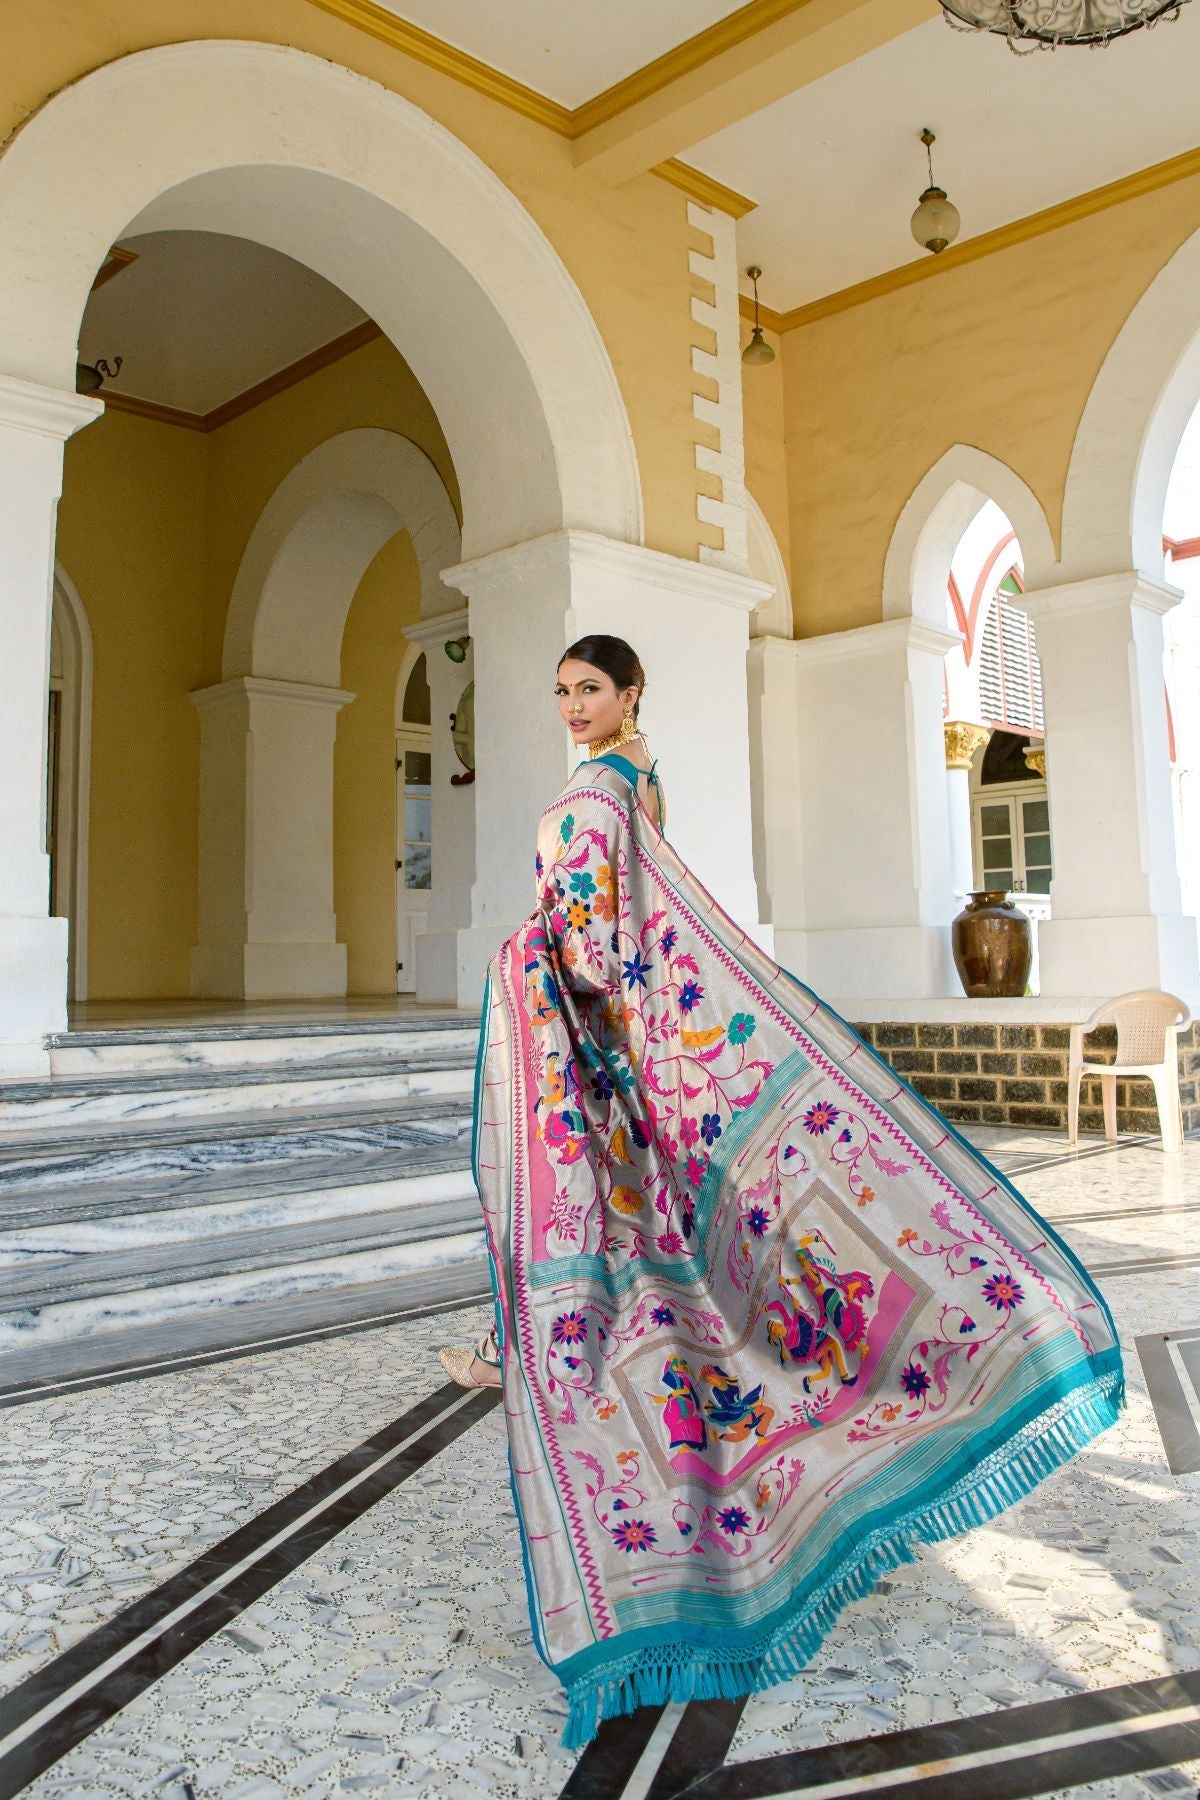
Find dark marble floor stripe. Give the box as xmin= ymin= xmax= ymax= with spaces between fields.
xmin=0 ymin=1289 xmax=493 ymax=1409
xmin=1137 ymin=1329 xmax=1200 ymax=1476
xmin=0 ymin=1381 xmax=499 ymax=1798
xmin=556 ymin=1703 xmax=668 ymax=1798
xmin=689 ymin=1716 xmax=1200 ymax=1799
xmin=645 ymin=1698 xmax=748 ymax=1799
xmin=678 ymin=1669 xmax=1200 ymax=1798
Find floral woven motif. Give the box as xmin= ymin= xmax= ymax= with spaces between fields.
xmin=473 ymin=761 xmax=1123 ymax=1748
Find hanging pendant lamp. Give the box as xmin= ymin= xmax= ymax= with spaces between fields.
xmin=910 ymin=130 xmax=961 ymax=256
xmin=940 ymin=0 xmax=1192 ymax=51
xmin=741 ymin=266 xmax=776 ymax=366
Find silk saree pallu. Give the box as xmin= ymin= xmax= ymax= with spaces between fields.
xmin=473 ymin=763 xmax=1123 ymax=1747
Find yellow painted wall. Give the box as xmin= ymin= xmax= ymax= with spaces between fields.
xmin=56 ymin=409 xmax=205 ymax=998
xmin=333 ymin=532 xmax=422 ymax=996
xmin=56 ymin=334 xmax=456 ymax=997
xmin=780 ymin=175 xmax=1200 ymax=637
xmin=4 ymin=0 xmax=711 ymax=563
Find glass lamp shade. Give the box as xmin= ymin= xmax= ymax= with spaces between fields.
xmin=742 ymin=325 xmax=776 ymax=366
xmin=910 ymin=186 xmax=961 ymax=254
xmin=940 ymin=0 xmax=1190 ymax=45
xmin=75 ymin=361 xmax=104 ymax=394
xmin=443 ymin=636 xmax=468 ymax=663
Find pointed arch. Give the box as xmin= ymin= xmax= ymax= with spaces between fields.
xmin=1062 ymin=224 xmax=1200 ymax=582
xmin=883 ymin=445 xmax=1056 ymax=628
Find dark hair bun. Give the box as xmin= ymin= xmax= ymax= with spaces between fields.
xmin=558 ymin=635 xmax=645 ymax=720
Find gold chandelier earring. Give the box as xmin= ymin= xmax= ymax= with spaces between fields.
xmin=587 ymin=708 xmax=641 ymax=758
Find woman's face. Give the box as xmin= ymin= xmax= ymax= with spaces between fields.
xmin=555 ymin=658 xmax=639 ymax=745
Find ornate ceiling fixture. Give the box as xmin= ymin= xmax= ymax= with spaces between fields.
xmin=940 ymin=0 xmax=1192 ymax=52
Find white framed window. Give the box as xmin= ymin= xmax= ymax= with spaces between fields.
xmin=972 ymin=784 xmax=1052 ymax=896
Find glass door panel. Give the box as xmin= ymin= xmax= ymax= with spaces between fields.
xmin=1019 ymin=795 xmax=1052 ymax=894
xmin=403 ymin=749 xmax=432 ymax=891
xmin=978 ymin=799 xmax=1014 ymax=893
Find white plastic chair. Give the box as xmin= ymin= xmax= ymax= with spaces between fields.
xmin=1067 ymin=990 xmax=1192 ymax=1153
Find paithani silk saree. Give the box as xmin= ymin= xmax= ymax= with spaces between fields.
xmin=473 ymin=760 xmax=1123 ymax=1748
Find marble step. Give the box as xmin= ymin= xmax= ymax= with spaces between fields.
xmin=0 ymin=1137 xmax=475 ymax=1246
xmin=47 ymin=1013 xmax=480 ymax=1077
xmin=0 ymin=1260 xmax=493 ymax=1397
xmin=0 ymin=1045 xmax=477 ymax=1133
xmin=0 ymin=1093 xmax=473 ymax=1189
xmin=0 ymin=1228 xmax=489 ymax=1363
xmin=0 ymin=1184 xmax=484 ymax=1311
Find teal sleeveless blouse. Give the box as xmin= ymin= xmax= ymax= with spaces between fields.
xmin=586 ymin=752 xmax=666 ymax=829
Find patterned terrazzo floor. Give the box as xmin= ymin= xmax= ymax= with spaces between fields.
xmin=1 ymin=1130 xmax=1197 ymax=1800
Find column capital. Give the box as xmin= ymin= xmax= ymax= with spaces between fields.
xmin=402 ymin=606 xmax=470 ymax=649
xmin=443 ymin=529 xmax=772 ymax=615
xmin=1013 ymin=569 xmax=1181 ymax=625
xmin=944 ymin=720 xmax=990 ymax=771
xmin=190 ymin=676 xmax=354 ymax=715
xmin=786 ymin=616 xmax=961 ymax=671
xmin=0 ymin=372 xmax=102 ymax=441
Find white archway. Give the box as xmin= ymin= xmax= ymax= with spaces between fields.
xmin=193 ymin=429 xmax=466 ymax=999
xmin=745 ymin=494 xmax=793 ymax=639
xmin=1062 ymin=225 xmax=1200 ymax=583
xmin=0 ymin=39 xmax=641 ymax=560
xmin=883 ymin=444 xmax=1056 ymax=627
xmin=223 ymin=428 xmax=463 ymax=682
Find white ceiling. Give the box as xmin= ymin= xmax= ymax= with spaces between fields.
xmin=685 ymin=9 xmax=1200 ymax=312
xmin=373 ymin=0 xmax=745 ymax=108
xmin=75 ymin=10 xmax=1200 ymax=396
xmin=79 ymin=231 xmax=367 ymax=413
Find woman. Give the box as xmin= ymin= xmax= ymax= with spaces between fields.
xmin=441 ymin=634 xmax=1123 ymax=1748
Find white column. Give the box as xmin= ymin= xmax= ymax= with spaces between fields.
xmin=760 ymin=619 xmax=963 ymax=1000
xmin=747 ymin=635 xmax=803 ymax=959
xmin=443 ymin=531 xmax=772 ymax=1006
xmin=1015 ymin=572 xmax=1198 ymax=998
xmin=401 ymin=608 xmax=477 ymax=1004
xmin=944 ymin=721 xmax=990 ymax=904
xmin=191 ymin=677 xmax=353 ymax=999
xmin=0 ymin=374 xmax=102 ymax=1075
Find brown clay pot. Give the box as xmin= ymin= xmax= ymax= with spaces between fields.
xmin=951 ymin=890 xmax=1033 ymax=998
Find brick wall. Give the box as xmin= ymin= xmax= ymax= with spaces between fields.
xmin=850 ymin=1019 xmax=1200 ymax=1137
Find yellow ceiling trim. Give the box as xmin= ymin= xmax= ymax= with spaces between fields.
xmin=569 ymin=0 xmax=822 ymax=137
xmin=776 ymin=142 xmax=1200 ymax=332
xmin=303 ymin=0 xmax=573 ymax=133
xmin=204 ymin=321 xmax=383 ymax=427
xmin=737 ymin=293 xmax=788 ymax=334
xmin=91 ymin=246 xmax=139 ymax=292
xmin=653 ymin=159 xmax=757 ymax=219
xmin=101 ymin=392 xmax=208 ymax=432
xmin=300 ymin=0 xmax=763 ymax=211
xmin=100 ymin=321 xmax=384 ymax=434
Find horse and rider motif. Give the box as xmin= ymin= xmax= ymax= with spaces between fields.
xmin=764 ymin=1234 xmax=876 ymax=1392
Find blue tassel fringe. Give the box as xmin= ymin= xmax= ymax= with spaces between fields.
xmin=560 ymin=1368 xmax=1122 ymax=1750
